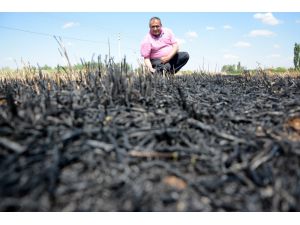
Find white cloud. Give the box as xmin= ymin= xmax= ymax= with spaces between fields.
xmin=185 ymin=31 xmax=198 ymax=39
xmin=223 ymin=25 xmax=232 ymax=30
xmin=234 ymin=41 xmax=251 ymax=48
xmin=176 ymin=38 xmax=186 ymax=45
xmin=248 ymin=29 xmax=275 ymax=37
xmin=253 ymin=13 xmax=281 ymax=26
xmin=62 ymin=22 xmax=80 ymax=29
xmin=206 ymin=26 xmax=215 ymax=31
xmin=273 ymin=44 xmax=280 ymax=49
xmin=223 ymin=54 xmax=239 ymax=60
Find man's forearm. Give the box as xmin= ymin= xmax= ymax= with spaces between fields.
xmin=144 ymin=58 xmax=155 ymax=72
xmin=161 ymin=43 xmax=179 ymax=63
xmin=168 ymin=43 xmax=179 ymax=59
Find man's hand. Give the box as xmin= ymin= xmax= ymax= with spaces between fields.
xmin=160 ymin=56 xmax=170 ymax=64
xmin=144 ymin=58 xmax=156 ymax=73
xmin=149 ymin=67 xmax=156 ymax=73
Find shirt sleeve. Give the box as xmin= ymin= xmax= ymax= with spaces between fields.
xmin=140 ymin=39 xmax=151 ymax=58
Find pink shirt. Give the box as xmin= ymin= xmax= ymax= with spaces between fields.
xmin=140 ymin=27 xmax=177 ymax=59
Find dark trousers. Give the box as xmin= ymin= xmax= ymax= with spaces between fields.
xmin=151 ymin=52 xmax=189 ymax=74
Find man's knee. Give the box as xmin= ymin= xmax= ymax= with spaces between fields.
xmin=181 ymin=52 xmax=189 ymax=62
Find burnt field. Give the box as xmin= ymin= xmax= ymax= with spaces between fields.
xmin=0 ymin=68 xmax=300 ymax=211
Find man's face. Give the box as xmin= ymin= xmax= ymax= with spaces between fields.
xmin=149 ymin=19 xmax=162 ymax=37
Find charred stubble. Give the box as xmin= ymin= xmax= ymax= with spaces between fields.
xmin=0 ymin=69 xmax=300 ymax=211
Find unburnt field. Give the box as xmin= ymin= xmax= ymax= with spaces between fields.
xmin=0 ymin=68 xmax=300 ymax=211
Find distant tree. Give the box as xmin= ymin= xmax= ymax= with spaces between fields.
xmin=221 ymin=64 xmax=235 ymax=73
xmin=41 ymin=64 xmax=52 ymax=70
xmin=221 ymin=62 xmax=245 ymax=74
xmin=271 ymin=67 xmax=287 ymax=73
xmin=73 ymin=61 xmax=104 ymax=70
xmin=237 ymin=61 xmax=241 ymax=71
xmin=0 ymin=66 xmax=12 ymax=71
xmin=294 ymin=43 xmax=300 ymax=70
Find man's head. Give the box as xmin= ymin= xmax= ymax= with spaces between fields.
xmin=149 ymin=17 xmax=162 ymax=37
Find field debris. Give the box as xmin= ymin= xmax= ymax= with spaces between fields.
xmin=0 ymin=66 xmax=300 ymax=211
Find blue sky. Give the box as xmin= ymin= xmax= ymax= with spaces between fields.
xmin=1 ymin=10 xmax=300 ymax=71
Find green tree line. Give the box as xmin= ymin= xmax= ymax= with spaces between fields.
xmin=294 ymin=42 xmax=300 ymax=70
xmin=221 ymin=62 xmax=246 ymax=74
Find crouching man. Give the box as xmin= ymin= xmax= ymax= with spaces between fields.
xmin=140 ymin=16 xmax=189 ymax=75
